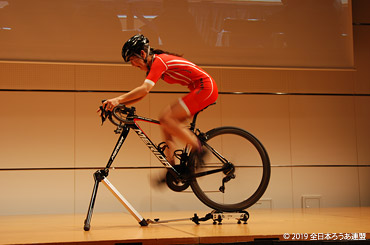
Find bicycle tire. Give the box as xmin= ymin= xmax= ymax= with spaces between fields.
xmin=189 ymin=126 xmax=270 ymax=212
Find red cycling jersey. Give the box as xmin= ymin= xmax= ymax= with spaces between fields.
xmin=145 ymin=54 xmax=218 ymax=115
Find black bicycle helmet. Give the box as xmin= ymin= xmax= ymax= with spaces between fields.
xmin=121 ymin=34 xmax=149 ymax=62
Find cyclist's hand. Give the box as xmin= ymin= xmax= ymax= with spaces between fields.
xmin=102 ymin=98 xmax=120 ymax=111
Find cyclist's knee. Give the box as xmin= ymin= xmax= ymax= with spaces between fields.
xmin=159 ymin=103 xmax=187 ymax=126
xmin=159 ymin=108 xmax=172 ymax=125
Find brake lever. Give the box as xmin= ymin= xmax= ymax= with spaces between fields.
xmin=100 ymin=100 xmax=110 ymax=126
xmin=100 ymin=105 xmax=107 ymax=125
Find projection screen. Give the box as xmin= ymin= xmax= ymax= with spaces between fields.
xmin=0 ymin=0 xmax=353 ymax=68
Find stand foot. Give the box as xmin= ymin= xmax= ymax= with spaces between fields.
xmin=139 ymin=219 xmax=149 ymax=226
xmin=83 ymin=222 xmax=90 ymax=231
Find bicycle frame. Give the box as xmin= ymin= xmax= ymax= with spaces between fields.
xmin=132 ymin=117 xmax=178 ymax=170
xmin=106 ymin=115 xmax=185 ymax=177
xmin=117 ymin=114 xmax=229 ymax=180
xmin=99 ymin=101 xmax=230 ymax=182
xmin=106 ymin=104 xmax=235 ymax=184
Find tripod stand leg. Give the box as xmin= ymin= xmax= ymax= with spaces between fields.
xmin=102 ymin=178 xmax=148 ymax=226
xmin=83 ymin=171 xmax=103 ymax=231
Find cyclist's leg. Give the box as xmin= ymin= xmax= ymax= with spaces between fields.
xmin=159 ymin=85 xmax=217 ymax=158
xmin=159 ymin=102 xmax=199 ymax=152
xmin=161 ymin=129 xmax=176 ymax=166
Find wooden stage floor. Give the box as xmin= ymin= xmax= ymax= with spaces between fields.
xmin=0 ymin=207 xmax=369 ymax=245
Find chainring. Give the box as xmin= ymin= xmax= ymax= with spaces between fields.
xmin=166 ymin=165 xmax=190 ymax=192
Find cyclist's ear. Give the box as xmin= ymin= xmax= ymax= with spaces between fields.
xmin=140 ymin=50 xmax=146 ymax=59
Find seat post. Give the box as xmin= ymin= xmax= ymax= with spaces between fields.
xmin=189 ymin=102 xmax=216 ymax=131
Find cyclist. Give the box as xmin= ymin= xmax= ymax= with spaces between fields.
xmin=102 ymin=34 xmax=218 ymax=165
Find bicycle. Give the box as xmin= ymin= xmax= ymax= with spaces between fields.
xmin=83 ymin=102 xmax=270 ymax=230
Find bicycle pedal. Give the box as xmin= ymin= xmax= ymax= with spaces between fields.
xmin=157 ymin=142 xmax=168 ymax=154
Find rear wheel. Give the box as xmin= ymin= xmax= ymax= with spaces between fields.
xmin=189 ymin=127 xmax=270 ymax=211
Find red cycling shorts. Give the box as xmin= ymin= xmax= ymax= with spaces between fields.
xmin=179 ymin=77 xmax=218 ymax=116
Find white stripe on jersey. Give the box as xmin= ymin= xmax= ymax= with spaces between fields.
xmin=167 ymin=59 xmax=196 ymax=66
xmin=179 ymin=98 xmax=191 ymax=116
xmin=156 ymin=56 xmax=168 ymax=70
xmin=157 ymin=56 xmax=215 ymax=102
xmin=167 ymin=70 xmax=192 ymax=83
xmin=144 ymin=79 xmax=155 ymax=86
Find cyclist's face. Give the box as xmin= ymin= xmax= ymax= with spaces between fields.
xmin=129 ymin=53 xmax=148 ymax=71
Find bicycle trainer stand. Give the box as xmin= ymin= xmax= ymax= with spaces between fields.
xmin=83 ymin=125 xmax=151 ymax=230
xmin=83 ymin=125 xmax=249 ymax=231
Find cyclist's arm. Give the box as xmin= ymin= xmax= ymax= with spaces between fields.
xmin=122 ymin=96 xmax=144 ymax=106
xmin=104 ymin=81 xmax=154 ymax=108
xmin=117 ymin=81 xmax=153 ymax=103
